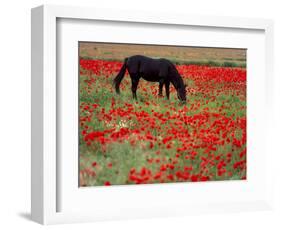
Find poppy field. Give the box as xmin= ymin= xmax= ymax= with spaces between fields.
xmin=79 ymin=45 xmax=246 ymax=187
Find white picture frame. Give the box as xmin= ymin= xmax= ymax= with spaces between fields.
xmin=31 ymin=4 xmax=274 ymax=225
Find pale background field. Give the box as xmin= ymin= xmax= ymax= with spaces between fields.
xmin=80 ymin=42 xmax=246 ymax=67
xmin=0 ymin=0 xmax=281 ymax=230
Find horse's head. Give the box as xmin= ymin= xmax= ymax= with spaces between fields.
xmin=177 ymin=84 xmax=187 ymax=103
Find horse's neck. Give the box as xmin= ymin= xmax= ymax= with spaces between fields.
xmin=170 ymin=72 xmax=183 ymax=90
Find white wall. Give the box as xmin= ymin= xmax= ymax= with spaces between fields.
xmin=0 ymin=0 xmax=280 ymax=229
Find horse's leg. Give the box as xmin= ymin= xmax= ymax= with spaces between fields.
xmin=158 ymin=79 xmax=164 ymax=96
xmin=131 ymin=75 xmax=140 ymax=100
xmin=165 ymin=81 xmax=170 ymax=100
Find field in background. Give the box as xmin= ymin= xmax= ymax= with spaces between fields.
xmin=79 ymin=43 xmax=246 ymax=186
xmin=80 ymin=42 xmax=246 ymax=67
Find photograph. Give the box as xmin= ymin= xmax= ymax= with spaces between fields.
xmin=79 ymin=42 xmax=247 ymax=187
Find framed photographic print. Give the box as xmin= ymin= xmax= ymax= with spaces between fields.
xmin=31 ymin=5 xmax=274 ymax=225
xmin=78 ymin=42 xmax=247 ymax=187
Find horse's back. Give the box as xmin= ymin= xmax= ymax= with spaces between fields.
xmin=127 ymin=55 xmax=154 ymax=67
xmin=127 ymin=55 xmax=170 ymax=77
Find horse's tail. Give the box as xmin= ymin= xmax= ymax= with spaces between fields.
xmin=113 ymin=58 xmax=128 ymax=94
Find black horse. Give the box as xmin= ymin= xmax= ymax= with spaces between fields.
xmin=113 ymin=55 xmax=186 ymax=102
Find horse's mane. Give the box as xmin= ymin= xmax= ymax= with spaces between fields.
xmin=167 ymin=61 xmax=185 ymax=89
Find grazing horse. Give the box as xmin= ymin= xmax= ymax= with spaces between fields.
xmin=113 ymin=55 xmax=186 ymax=102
